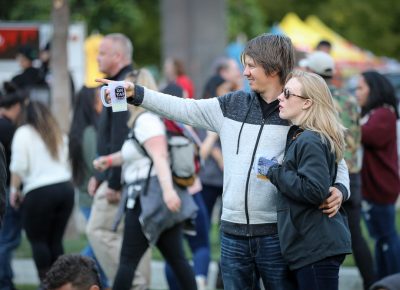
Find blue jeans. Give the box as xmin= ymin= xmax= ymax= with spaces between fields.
xmin=80 ymin=206 xmax=109 ymax=288
xmin=220 ymin=232 xmax=296 ymax=290
xmin=165 ymin=193 xmax=211 ymax=290
xmin=362 ymin=200 xmax=400 ymax=279
xmin=294 ymin=255 xmax=345 ymax=290
xmin=0 ymin=189 xmax=22 ymax=290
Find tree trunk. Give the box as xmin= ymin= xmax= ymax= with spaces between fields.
xmin=51 ymin=0 xmax=71 ymax=133
xmin=161 ymin=0 xmax=227 ymax=97
xmin=51 ymin=0 xmax=78 ymax=240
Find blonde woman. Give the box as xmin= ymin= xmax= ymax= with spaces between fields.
xmin=94 ymin=69 xmax=197 ymax=290
xmin=257 ymin=70 xmax=352 ymax=290
xmin=9 ymin=101 xmax=74 ymax=284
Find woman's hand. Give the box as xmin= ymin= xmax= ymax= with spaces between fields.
xmin=10 ymin=188 xmax=23 ymax=209
xmin=95 ymin=78 xmax=136 ymax=101
xmin=93 ymin=156 xmax=111 ymax=172
xmin=87 ymin=176 xmax=100 ymax=196
xmin=163 ymin=189 xmax=181 ymax=212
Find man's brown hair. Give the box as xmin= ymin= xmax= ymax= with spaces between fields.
xmin=242 ymin=33 xmax=295 ymax=85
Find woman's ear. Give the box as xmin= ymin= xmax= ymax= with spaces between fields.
xmin=302 ymin=99 xmax=313 ymax=110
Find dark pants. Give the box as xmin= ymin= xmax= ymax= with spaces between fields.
xmin=294 ymin=255 xmax=345 ymax=290
xmin=342 ymin=173 xmax=376 ymax=289
xmin=165 ymin=193 xmax=211 ymax=290
xmin=201 ymin=184 xmax=223 ymax=222
xmin=113 ymin=200 xmax=197 ymax=290
xmin=22 ymin=182 xmax=74 ymax=281
xmin=0 ymin=189 xmax=22 ymax=290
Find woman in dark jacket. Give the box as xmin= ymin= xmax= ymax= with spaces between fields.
xmin=356 ymin=70 xmax=400 ymax=279
xmin=259 ymin=70 xmax=351 ymax=290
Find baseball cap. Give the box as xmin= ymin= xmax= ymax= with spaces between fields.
xmin=299 ymin=51 xmax=334 ymax=77
xmin=16 ymin=45 xmax=36 ymax=61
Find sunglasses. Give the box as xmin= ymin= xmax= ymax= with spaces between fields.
xmin=283 ymin=88 xmax=308 ymax=100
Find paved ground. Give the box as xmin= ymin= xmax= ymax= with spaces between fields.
xmin=13 ymin=258 xmax=363 ymax=290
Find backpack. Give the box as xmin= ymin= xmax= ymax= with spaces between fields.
xmin=164 ymin=119 xmax=201 ymax=187
xmin=129 ymin=113 xmax=201 ymax=188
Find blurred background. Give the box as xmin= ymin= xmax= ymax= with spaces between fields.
xmin=1 ymin=0 xmax=399 ymax=101
xmin=1 ymin=1 xmax=400 ymax=289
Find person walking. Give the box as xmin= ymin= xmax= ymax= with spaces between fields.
xmin=161 ymin=75 xmax=212 ymax=290
xmin=86 ymin=33 xmax=150 ymax=289
xmin=96 ymin=33 xmax=350 ymax=290
xmin=9 ymin=101 xmax=74 ymax=285
xmin=94 ymin=69 xmax=197 ymax=290
xmin=356 ymin=70 xmax=400 ymax=279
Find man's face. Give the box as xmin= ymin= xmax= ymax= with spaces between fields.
xmin=242 ymin=55 xmax=269 ymax=93
xmin=16 ymin=54 xmax=31 ymax=69
xmin=97 ymin=38 xmax=116 ymax=76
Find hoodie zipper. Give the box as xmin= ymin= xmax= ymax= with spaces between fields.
xmin=243 ymin=105 xmax=279 ymax=236
xmin=244 ymin=119 xmax=266 ymax=236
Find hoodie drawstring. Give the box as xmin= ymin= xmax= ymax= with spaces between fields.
xmin=236 ymin=95 xmax=256 ymax=155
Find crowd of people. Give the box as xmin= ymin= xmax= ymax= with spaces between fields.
xmin=0 ymin=32 xmax=399 ymax=290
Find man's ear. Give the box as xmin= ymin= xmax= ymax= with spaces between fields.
xmin=270 ymin=71 xmax=279 ymax=77
xmin=89 ymin=285 xmax=100 ymax=290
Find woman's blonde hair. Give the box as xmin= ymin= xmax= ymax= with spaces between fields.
xmin=126 ymin=68 xmax=158 ymax=128
xmin=289 ymin=70 xmax=345 ymax=161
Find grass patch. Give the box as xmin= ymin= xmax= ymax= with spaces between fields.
xmin=14 ymin=211 xmax=400 ymax=290
xmin=15 ymin=211 xmax=400 ymax=267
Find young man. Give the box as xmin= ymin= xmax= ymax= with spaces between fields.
xmin=97 ymin=33 xmax=349 ymax=289
xmin=43 ymin=254 xmax=101 ymax=290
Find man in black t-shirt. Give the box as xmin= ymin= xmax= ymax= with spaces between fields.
xmin=11 ymin=45 xmax=42 ymax=90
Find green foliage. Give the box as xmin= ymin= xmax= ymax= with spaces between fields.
xmin=226 ymin=0 xmax=400 ymax=60
xmin=1 ymin=0 xmax=160 ymax=67
xmin=70 ymin=0 xmax=161 ymax=66
xmin=320 ymin=0 xmax=400 ymax=59
xmin=2 ymin=0 xmax=399 ymax=67
xmin=227 ymin=0 xmax=268 ymax=41
xmin=0 ymin=0 xmax=51 ymax=20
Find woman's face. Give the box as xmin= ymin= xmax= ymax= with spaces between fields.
xmin=355 ymin=75 xmax=370 ymax=108
xmin=277 ymin=77 xmax=309 ymax=125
